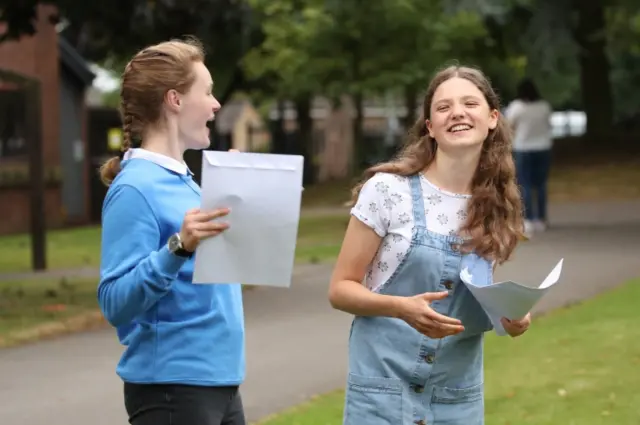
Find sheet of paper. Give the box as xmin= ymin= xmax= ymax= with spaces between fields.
xmin=193 ymin=151 xmax=304 ymax=287
xmin=460 ymin=259 xmax=564 ymax=336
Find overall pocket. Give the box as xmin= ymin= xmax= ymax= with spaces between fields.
xmin=344 ymin=373 xmax=404 ymax=425
xmin=431 ymin=382 xmax=485 ymax=425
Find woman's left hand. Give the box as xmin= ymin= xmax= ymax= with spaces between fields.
xmin=501 ymin=313 xmax=531 ymax=337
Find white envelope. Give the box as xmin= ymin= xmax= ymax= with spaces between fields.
xmin=193 ymin=150 xmax=304 ymax=287
xmin=460 ymin=259 xmax=564 ymax=336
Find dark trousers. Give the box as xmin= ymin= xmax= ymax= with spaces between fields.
xmin=514 ymin=149 xmax=552 ymax=221
xmin=124 ymin=383 xmax=246 ymax=425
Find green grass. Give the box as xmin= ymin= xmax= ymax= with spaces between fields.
xmin=298 ymin=158 xmax=640 ymax=209
xmin=0 ymin=226 xmax=102 ymax=274
xmin=3 ymin=159 xmax=639 ymax=275
xmin=0 ymin=213 xmax=349 ymax=344
xmin=548 ymin=158 xmax=640 ymax=202
xmin=0 ymin=276 xmax=100 ymax=345
xmin=302 ymin=178 xmax=354 ymax=208
xmin=295 ymin=215 xmax=348 ymax=263
xmin=257 ymin=278 xmax=640 ymax=425
xmin=0 ymin=214 xmax=349 ymax=274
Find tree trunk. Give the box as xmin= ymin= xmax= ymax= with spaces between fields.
xmin=402 ymin=84 xmax=419 ymax=132
xmin=352 ymin=92 xmax=364 ymax=172
xmin=270 ymin=99 xmax=288 ymax=154
xmin=574 ymin=0 xmax=613 ymax=142
xmin=294 ymin=95 xmax=316 ymax=185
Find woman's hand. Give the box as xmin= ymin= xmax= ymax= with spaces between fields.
xmin=176 ymin=149 xmax=237 ymax=252
xmin=398 ymin=291 xmax=465 ymax=338
xmin=179 ymin=208 xmax=230 ymax=252
xmin=501 ymin=313 xmax=531 ymax=337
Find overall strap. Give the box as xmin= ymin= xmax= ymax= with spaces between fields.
xmin=408 ymin=174 xmax=427 ymax=230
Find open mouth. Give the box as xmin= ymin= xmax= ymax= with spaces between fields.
xmin=448 ymin=124 xmax=473 ymax=133
xmin=205 ymin=116 xmax=215 ymax=135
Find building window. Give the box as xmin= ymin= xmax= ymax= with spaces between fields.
xmin=0 ymin=89 xmax=27 ymax=158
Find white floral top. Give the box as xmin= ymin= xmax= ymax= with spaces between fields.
xmin=351 ymin=172 xmax=470 ymax=292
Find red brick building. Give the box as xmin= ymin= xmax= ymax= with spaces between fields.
xmin=0 ymin=4 xmax=95 ymax=234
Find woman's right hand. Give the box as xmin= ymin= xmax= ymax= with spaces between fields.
xmin=179 ymin=208 xmax=230 ymax=252
xmin=398 ymin=291 xmax=465 ymax=338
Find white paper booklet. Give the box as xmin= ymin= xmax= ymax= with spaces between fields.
xmin=193 ymin=150 xmax=304 ymax=288
xmin=460 ymin=259 xmax=564 ymax=336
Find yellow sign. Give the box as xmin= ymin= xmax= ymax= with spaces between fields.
xmin=108 ymin=128 xmax=123 ymax=151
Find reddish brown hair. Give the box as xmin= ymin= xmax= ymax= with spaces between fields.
xmin=99 ymin=37 xmax=205 ymax=185
xmin=351 ymin=65 xmax=524 ymax=264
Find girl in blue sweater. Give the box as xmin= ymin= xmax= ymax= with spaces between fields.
xmin=98 ymin=37 xmax=245 ymax=425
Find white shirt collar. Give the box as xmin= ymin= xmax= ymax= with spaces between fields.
xmin=123 ymin=148 xmax=192 ymax=176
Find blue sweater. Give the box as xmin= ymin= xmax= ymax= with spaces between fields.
xmin=98 ymin=158 xmax=245 ymax=386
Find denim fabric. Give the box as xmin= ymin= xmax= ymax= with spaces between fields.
xmin=514 ymin=149 xmax=552 ymax=221
xmin=343 ymin=174 xmax=494 ymax=425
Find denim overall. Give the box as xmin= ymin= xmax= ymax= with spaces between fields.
xmin=343 ymin=174 xmax=494 ymax=425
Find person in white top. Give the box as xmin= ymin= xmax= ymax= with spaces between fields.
xmin=504 ymin=78 xmax=553 ymax=237
xmin=328 ymin=65 xmax=529 ymax=425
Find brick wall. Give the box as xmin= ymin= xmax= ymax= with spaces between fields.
xmin=0 ymin=187 xmax=63 ymax=234
xmin=0 ymin=4 xmax=63 ymax=234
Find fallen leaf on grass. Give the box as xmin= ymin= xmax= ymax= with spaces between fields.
xmin=42 ymin=304 xmax=67 ymax=313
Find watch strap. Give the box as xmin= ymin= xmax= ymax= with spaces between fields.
xmin=174 ymin=247 xmax=193 ymax=258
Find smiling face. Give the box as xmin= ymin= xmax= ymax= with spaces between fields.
xmin=426 ymin=76 xmax=498 ymax=153
xmin=172 ymin=61 xmax=221 ymax=150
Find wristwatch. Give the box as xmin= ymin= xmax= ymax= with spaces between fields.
xmin=167 ymin=233 xmax=193 ymax=258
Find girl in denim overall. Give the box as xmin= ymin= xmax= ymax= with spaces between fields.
xmin=329 ymin=66 xmax=531 ymax=425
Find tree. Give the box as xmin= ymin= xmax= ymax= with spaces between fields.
xmin=0 ymin=0 xmax=259 ymax=103
xmin=604 ymin=0 xmax=640 ymax=126
xmin=242 ymin=0 xmax=343 ymax=182
xmin=451 ymin=0 xmax=636 ymax=139
xmin=243 ymin=0 xmax=489 ymax=174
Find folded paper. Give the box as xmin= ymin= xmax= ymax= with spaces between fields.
xmin=460 ymin=259 xmax=564 ymax=336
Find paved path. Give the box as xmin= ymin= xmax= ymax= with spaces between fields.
xmin=0 ymin=200 xmax=639 ymax=425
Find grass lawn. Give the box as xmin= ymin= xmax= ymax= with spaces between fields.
xmin=0 ymin=276 xmax=101 ymax=347
xmin=2 ymin=158 xmax=638 ymax=274
xmin=295 ymin=215 xmax=348 ymax=263
xmin=0 ymin=214 xmax=349 ymax=274
xmin=0 ymin=213 xmax=349 ymax=345
xmin=548 ymin=158 xmax=640 ymax=202
xmin=300 ymin=157 xmax=640 ymax=208
xmin=301 ymin=178 xmax=355 ymax=209
xmin=0 ymin=226 xmax=102 ymax=274
xmin=257 ymin=277 xmax=640 ymax=425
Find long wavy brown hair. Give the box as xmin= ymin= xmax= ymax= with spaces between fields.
xmin=351 ymin=65 xmax=524 ymax=264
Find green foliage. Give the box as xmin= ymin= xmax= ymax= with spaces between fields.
xmin=2 ymin=0 xmax=637 ymax=130
xmin=607 ymin=3 xmax=640 ymax=122
xmin=242 ymin=0 xmax=334 ymax=97
xmin=101 ymin=89 xmax=121 ymax=109
xmin=243 ymin=0 xmax=490 ymax=102
xmin=0 ymin=0 xmax=258 ymax=102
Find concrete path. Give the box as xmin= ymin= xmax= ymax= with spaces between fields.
xmin=0 ymin=200 xmax=638 ymax=425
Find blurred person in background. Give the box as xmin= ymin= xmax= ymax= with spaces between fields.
xmin=504 ymin=78 xmax=553 ymax=238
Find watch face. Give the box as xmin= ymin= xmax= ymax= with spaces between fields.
xmin=168 ymin=234 xmax=181 ymax=252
